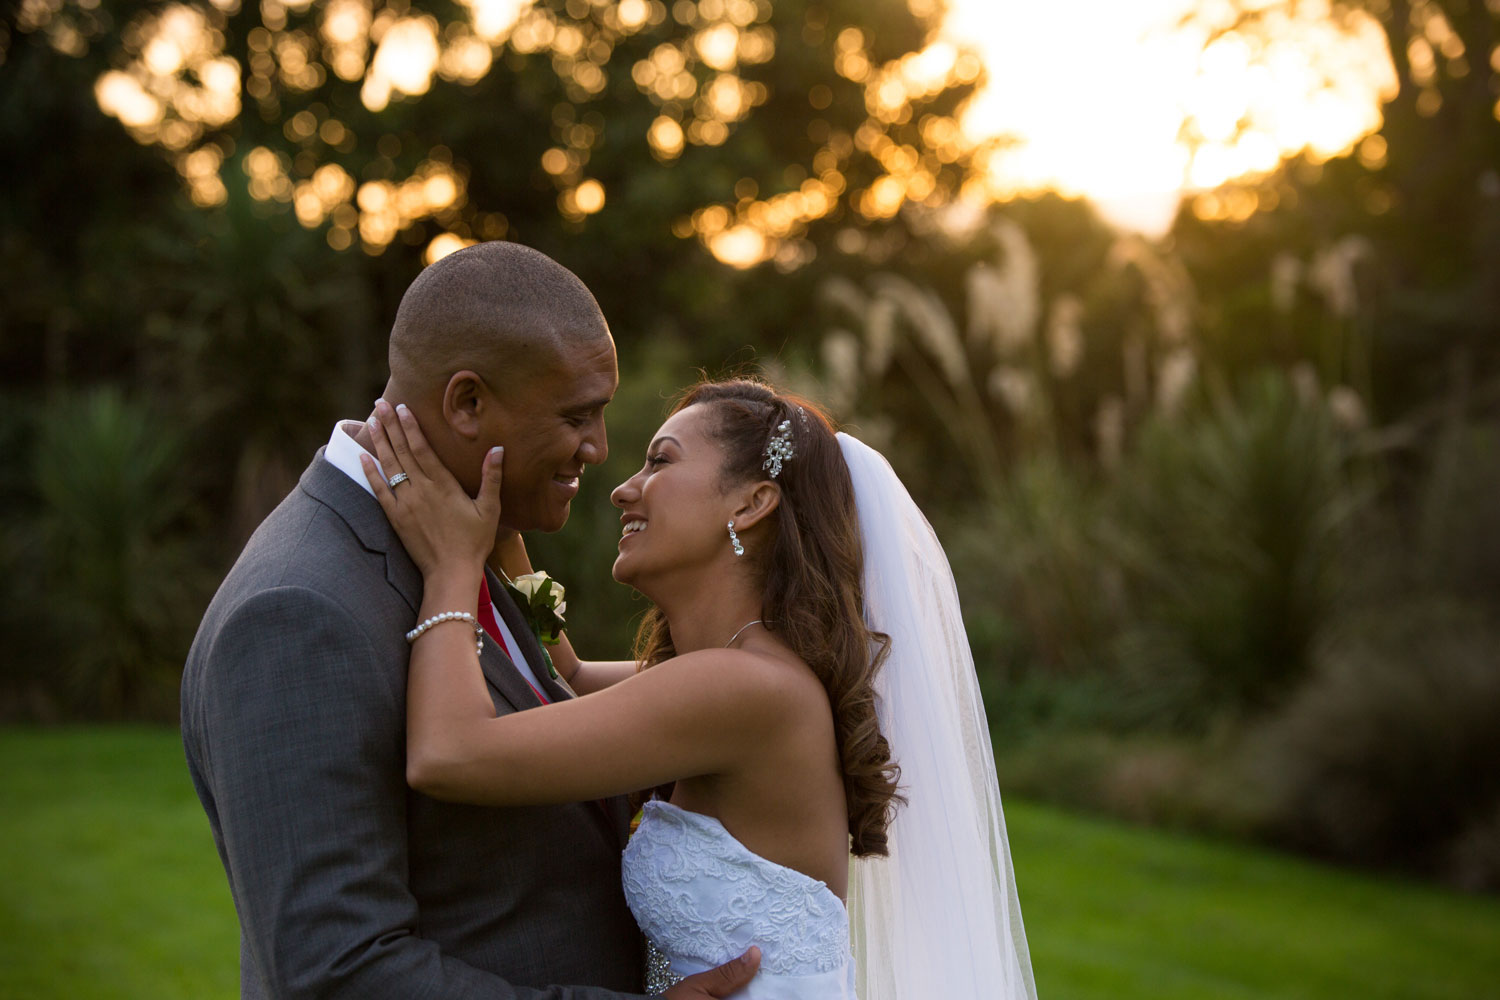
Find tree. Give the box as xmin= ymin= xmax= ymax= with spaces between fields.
xmin=1171 ymin=0 xmax=1500 ymax=416
xmin=3 ymin=0 xmax=1008 ymax=534
xmin=10 ymin=0 xmax=994 ymax=350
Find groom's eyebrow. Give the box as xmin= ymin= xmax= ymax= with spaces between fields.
xmin=563 ymin=394 xmax=613 ymax=417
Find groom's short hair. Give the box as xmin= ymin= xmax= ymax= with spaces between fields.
xmin=388 ymin=241 xmax=609 ymax=396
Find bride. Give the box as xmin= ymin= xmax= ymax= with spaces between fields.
xmin=362 ymin=378 xmax=1036 ymax=999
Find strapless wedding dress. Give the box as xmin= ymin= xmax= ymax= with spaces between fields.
xmin=621 ymin=799 xmax=857 ymax=998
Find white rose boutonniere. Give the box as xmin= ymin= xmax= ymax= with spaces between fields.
xmin=502 ymin=571 xmax=567 ymax=678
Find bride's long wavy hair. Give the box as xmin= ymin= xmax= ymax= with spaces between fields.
xmin=632 ymin=378 xmax=902 ymax=856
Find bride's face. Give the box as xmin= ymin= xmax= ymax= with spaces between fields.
xmin=610 ymin=404 xmax=740 ymax=591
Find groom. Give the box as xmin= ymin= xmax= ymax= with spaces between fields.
xmin=182 ymin=243 xmax=756 ymax=998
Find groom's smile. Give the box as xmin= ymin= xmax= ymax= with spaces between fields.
xmin=486 ymin=335 xmax=618 ymax=534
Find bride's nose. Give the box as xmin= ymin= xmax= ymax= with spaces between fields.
xmin=610 ymin=473 xmax=641 ymax=508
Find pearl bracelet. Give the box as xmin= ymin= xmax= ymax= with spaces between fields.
xmin=406 ymin=611 xmax=485 ymax=656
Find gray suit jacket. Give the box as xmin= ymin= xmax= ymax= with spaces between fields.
xmin=182 ymin=451 xmax=646 ymax=999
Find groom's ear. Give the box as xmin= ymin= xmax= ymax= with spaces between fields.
xmin=441 ymin=370 xmax=489 ymax=440
xmin=730 ymin=481 xmax=781 ymax=531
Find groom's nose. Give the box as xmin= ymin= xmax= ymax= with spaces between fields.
xmin=578 ymin=413 xmax=608 ymax=465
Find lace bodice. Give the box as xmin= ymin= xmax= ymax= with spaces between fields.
xmin=622 ymin=800 xmax=856 ymax=998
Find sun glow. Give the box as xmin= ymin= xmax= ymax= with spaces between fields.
xmin=941 ymin=0 xmax=1398 ymax=234
xmin=78 ymin=0 xmax=1407 ymax=262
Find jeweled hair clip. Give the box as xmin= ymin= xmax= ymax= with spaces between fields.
xmin=762 ymin=410 xmax=800 ymax=478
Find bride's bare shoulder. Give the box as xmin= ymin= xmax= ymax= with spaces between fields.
xmin=645 ymin=648 xmax=828 ymax=722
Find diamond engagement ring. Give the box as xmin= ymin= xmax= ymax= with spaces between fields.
xmin=387 ymin=473 xmax=410 ymax=489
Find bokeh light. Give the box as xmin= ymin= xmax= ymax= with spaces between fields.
xmin=424 ymin=231 xmax=478 ymax=264
xmin=84 ymin=0 xmax=1410 ymax=260
xmin=92 ymin=3 xmax=241 ymax=164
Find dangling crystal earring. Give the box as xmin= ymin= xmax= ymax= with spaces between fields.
xmin=727 ymin=521 xmax=745 ymax=557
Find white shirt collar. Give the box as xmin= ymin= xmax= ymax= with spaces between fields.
xmin=323 ymin=419 xmax=385 ymax=497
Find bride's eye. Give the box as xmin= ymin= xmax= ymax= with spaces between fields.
xmin=646 ymin=453 xmax=668 ymax=468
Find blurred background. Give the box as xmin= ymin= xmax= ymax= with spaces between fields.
xmin=3 ymin=0 xmax=1500 ymax=996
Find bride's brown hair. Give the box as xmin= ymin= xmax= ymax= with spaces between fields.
xmin=632 ymin=378 xmax=902 ymax=856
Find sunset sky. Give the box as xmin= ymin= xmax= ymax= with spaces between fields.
xmin=941 ymin=0 xmax=1397 ymax=233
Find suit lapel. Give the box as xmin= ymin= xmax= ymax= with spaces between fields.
xmin=475 ymin=568 xmax=548 ymax=714
xmin=488 ymin=568 xmax=575 ymax=704
xmin=488 ymin=569 xmax=635 ymax=846
xmin=299 ymin=452 xmax=537 ymax=715
xmin=300 ymin=452 xmax=422 ymax=613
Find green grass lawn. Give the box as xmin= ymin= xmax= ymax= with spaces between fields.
xmin=0 ymin=727 xmax=237 ymax=1000
xmin=3 ymin=726 xmax=1499 ymax=1000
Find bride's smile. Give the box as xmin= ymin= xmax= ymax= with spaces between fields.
xmin=609 ymin=404 xmax=758 ymax=592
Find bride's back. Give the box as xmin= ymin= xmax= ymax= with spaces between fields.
xmin=620 ymin=639 xmax=864 ymax=998
xmin=664 ymin=642 xmax=853 ymax=898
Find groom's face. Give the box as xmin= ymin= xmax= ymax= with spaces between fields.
xmin=486 ymin=335 xmax=618 ymax=533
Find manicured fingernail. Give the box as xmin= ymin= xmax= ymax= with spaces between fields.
xmin=396 ymin=403 xmax=409 ymax=417
xmin=488 ymin=446 xmax=503 ymax=463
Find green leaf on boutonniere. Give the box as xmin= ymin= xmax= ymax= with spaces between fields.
xmin=503 ymin=571 xmax=567 ymax=677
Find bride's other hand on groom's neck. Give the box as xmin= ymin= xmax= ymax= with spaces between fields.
xmin=487 ymin=527 xmax=531 ymax=579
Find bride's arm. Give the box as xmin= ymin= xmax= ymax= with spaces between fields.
xmin=489 ymin=523 xmax=637 ymax=695
xmin=549 ymin=635 xmax=638 ymax=695
xmin=403 ymin=600 xmax=788 ymax=805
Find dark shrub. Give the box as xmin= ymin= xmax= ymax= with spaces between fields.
xmin=7 ymin=390 xmax=204 ymax=719
xmin=1110 ymin=372 xmax=1361 ymax=725
xmin=1248 ymin=600 xmax=1500 ymax=878
xmin=1445 ymin=801 xmax=1500 ymax=893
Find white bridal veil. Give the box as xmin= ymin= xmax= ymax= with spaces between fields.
xmin=839 ymin=433 xmax=1037 ymax=1000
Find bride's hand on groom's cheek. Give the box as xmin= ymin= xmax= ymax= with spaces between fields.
xmin=360 ymin=398 xmax=504 ymax=579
